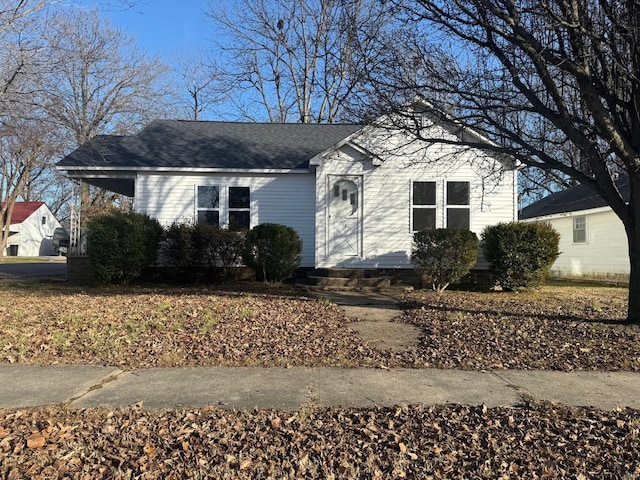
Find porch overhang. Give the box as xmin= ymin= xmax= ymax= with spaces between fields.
xmin=58 ymin=168 xmax=135 ymax=197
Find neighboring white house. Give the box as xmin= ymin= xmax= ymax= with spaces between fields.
xmin=56 ymin=110 xmax=519 ymax=270
xmin=3 ymin=202 xmax=62 ymax=257
xmin=519 ymin=178 xmax=629 ymax=283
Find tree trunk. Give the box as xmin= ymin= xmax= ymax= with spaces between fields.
xmin=624 ymin=173 xmax=640 ymax=323
xmin=627 ymin=208 xmax=640 ymax=324
xmin=629 ymin=256 xmax=640 ymax=324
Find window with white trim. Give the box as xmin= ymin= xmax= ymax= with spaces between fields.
xmin=197 ymin=185 xmax=220 ymax=226
xmin=412 ymin=181 xmax=436 ymax=231
xmin=573 ymin=215 xmax=586 ymax=243
xmin=446 ymin=181 xmax=470 ymax=230
xmin=228 ymin=186 xmax=250 ymax=231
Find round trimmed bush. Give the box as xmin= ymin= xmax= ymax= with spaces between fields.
xmin=411 ymin=228 xmax=479 ymax=292
xmin=481 ymin=221 xmax=560 ymax=291
xmin=242 ymin=223 xmax=302 ymax=284
xmin=86 ymin=210 xmax=162 ymax=284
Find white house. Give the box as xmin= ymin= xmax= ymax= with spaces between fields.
xmin=3 ymin=202 xmax=62 ymax=257
xmin=56 ymin=112 xmax=519 ymax=270
xmin=519 ymin=177 xmax=629 ymax=283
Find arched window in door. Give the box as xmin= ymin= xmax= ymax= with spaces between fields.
xmin=330 ymin=179 xmax=358 ymax=218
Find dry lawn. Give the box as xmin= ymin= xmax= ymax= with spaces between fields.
xmin=0 ymin=281 xmax=638 ymax=371
xmin=1 ymin=280 xmax=639 ymax=478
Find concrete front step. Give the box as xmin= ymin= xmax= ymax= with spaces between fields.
xmin=306 ymin=275 xmax=391 ymax=288
xmin=309 ymin=268 xmax=391 ymax=279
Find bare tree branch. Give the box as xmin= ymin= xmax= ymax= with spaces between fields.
xmin=205 ymin=0 xmax=396 ymax=123
xmin=365 ymin=0 xmax=640 ymax=322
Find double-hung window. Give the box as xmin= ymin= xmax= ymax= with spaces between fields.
xmin=446 ymin=181 xmax=470 ymax=230
xmin=412 ymin=181 xmax=436 ymax=231
xmin=197 ymin=186 xmax=220 ymax=226
xmin=573 ymin=215 xmax=587 ymax=243
xmin=228 ymin=186 xmax=251 ymax=231
xmin=197 ymin=185 xmax=250 ymax=229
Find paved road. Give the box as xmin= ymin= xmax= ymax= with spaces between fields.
xmin=0 ymin=260 xmax=66 ymax=279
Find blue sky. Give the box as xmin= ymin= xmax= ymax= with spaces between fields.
xmin=78 ymin=0 xmax=213 ymax=59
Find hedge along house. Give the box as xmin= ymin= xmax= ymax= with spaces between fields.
xmin=56 ymin=111 xmax=519 ymax=272
xmin=519 ymin=176 xmax=630 ymax=284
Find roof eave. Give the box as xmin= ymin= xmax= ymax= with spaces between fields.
xmin=57 ymin=165 xmax=311 ymax=174
xmin=520 ymin=205 xmax=614 ymax=221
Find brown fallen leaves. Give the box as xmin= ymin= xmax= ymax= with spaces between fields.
xmin=1 ymin=403 xmax=639 ymax=479
xmin=400 ymin=286 xmax=640 ymax=371
xmin=0 ymin=284 xmax=381 ymax=369
xmin=0 ymin=281 xmax=638 ymax=371
xmin=1 ymin=282 xmax=639 ymax=478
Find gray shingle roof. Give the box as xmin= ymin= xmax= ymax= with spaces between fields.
xmin=58 ymin=120 xmax=362 ymax=170
xmin=519 ymin=176 xmax=629 ymax=219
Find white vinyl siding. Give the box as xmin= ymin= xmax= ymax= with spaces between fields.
xmin=136 ymin=172 xmax=316 ymax=267
xmin=133 ymin=121 xmax=518 ymax=271
xmin=523 ymin=209 xmax=629 ymax=282
xmin=6 ymin=204 xmax=61 ymax=257
xmin=315 ymin=124 xmax=517 ymax=269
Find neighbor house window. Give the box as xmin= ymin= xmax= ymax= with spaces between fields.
xmin=412 ymin=181 xmax=436 ymax=231
xmin=197 ymin=185 xmax=220 ymax=226
xmin=41 ymin=216 xmax=46 ymax=225
xmin=228 ymin=186 xmax=250 ymax=231
xmin=446 ymin=181 xmax=470 ymax=229
xmin=573 ymin=215 xmax=587 ymax=243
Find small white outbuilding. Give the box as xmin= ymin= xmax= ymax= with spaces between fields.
xmin=3 ymin=202 xmax=62 ymax=257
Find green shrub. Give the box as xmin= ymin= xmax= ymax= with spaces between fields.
xmin=241 ymin=223 xmax=302 ymax=284
xmin=481 ymin=221 xmax=560 ymax=291
xmin=159 ymin=222 xmax=245 ymax=281
xmin=160 ymin=222 xmax=195 ymax=268
xmin=86 ymin=210 xmax=162 ymax=284
xmin=411 ymin=228 xmax=479 ymax=292
xmin=192 ymin=223 xmax=245 ymax=273
xmin=192 ymin=223 xmax=218 ymax=267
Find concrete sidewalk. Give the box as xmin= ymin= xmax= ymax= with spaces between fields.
xmin=1 ymin=365 xmax=639 ymax=411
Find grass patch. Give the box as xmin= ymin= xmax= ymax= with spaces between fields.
xmin=0 ymin=256 xmax=65 ymax=264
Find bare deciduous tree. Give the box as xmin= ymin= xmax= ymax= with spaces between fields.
xmin=41 ymin=8 xmax=173 ymax=218
xmin=366 ymin=0 xmax=640 ymax=322
xmin=43 ymin=8 xmax=171 ymax=144
xmin=171 ymin=51 xmax=226 ymax=121
xmin=0 ymin=110 xmax=64 ymax=257
xmin=0 ymin=0 xmax=53 ymax=257
xmin=206 ymin=0 xmax=394 ymax=123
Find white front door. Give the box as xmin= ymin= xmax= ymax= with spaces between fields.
xmin=327 ymin=176 xmax=361 ymax=259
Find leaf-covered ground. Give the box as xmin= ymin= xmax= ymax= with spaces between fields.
xmin=1 ymin=403 xmax=638 ymax=479
xmin=0 ymin=281 xmax=638 ymax=371
xmin=400 ymin=285 xmax=640 ymax=371
xmin=1 ymin=281 xmax=639 ymax=478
